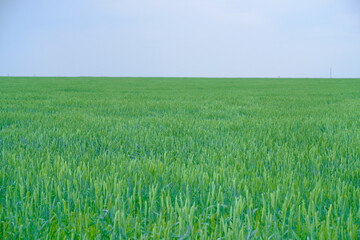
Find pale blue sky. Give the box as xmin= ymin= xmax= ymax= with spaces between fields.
xmin=1 ymin=0 xmax=359 ymax=78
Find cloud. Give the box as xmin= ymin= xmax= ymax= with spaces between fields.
xmin=95 ymin=0 xmax=265 ymax=27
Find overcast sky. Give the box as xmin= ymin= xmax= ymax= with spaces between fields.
xmin=0 ymin=0 xmax=359 ymax=78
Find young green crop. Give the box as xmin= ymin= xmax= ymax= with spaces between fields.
xmin=1 ymin=77 xmax=360 ymax=239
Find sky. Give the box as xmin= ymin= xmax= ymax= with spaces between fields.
xmin=0 ymin=0 xmax=359 ymax=78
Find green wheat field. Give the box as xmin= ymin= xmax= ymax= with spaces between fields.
xmin=1 ymin=77 xmax=360 ymax=239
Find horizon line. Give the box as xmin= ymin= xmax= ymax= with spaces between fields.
xmin=1 ymin=76 xmax=360 ymax=79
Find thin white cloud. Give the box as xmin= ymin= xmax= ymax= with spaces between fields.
xmin=95 ymin=0 xmax=265 ymax=26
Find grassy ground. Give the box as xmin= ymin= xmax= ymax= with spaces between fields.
xmin=1 ymin=77 xmax=360 ymax=239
